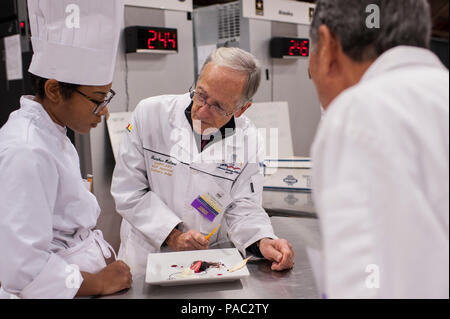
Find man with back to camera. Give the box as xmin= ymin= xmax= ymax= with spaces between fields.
xmin=111 ymin=47 xmax=295 ymax=277
xmin=308 ymin=0 xmax=449 ymax=298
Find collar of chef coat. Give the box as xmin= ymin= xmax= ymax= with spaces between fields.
xmin=20 ymin=95 xmax=68 ymax=138
xmin=184 ymin=101 xmax=236 ymax=152
xmin=361 ymin=46 xmax=447 ymax=83
xmin=168 ymin=93 xmax=252 ymax=165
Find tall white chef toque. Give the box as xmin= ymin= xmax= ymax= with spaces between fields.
xmin=27 ymin=0 xmax=124 ymax=86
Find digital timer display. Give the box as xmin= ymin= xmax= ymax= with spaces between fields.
xmin=270 ymin=37 xmax=310 ymax=58
xmin=125 ymin=26 xmax=178 ymax=54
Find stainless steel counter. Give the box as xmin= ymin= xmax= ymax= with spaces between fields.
xmin=101 ymin=216 xmax=322 ymax=299
xmin=263 ymin=190 xmax=316 ymax=218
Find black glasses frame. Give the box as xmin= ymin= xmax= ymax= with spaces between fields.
xmin=188 ymin=85 xmax=246 ymax=117
xmin=75 ymin=89 xmax=116 ymax=115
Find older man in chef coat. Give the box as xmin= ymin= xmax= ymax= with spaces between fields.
xmin=308 ymin=0 xmax=449 ymax=298
xmin=111 ymin=47 xmax=295 ymax=278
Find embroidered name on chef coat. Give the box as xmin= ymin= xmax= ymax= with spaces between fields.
xmin=150 ymin=155 xmax=177 ymax=177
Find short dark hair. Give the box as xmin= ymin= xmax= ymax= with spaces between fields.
xmin=310 ymin=0 xmax=432 ymax=62
xmin=30 ymin=73 xmax=80 ymax=100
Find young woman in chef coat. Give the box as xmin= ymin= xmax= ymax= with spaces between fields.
xmin=0 ymin=0 xmax=132 ymax=298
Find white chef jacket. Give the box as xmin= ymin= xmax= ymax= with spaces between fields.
xmin=111 ymin=93 xmax=276 ymax=277
xmin=311 ymin=46 xmax=449 ymax=298
xmin=0 ymin=96 xmax=113 ymax=298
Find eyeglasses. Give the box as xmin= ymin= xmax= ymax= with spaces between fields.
xmin=189 ymin=86 xmax=245 ymax=117
xmin=75 ymin=89 xmax=116 ymax=115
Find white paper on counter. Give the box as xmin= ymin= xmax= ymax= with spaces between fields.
xmin=106 ymin=112 xmax=132 ymax=161
xmin=244 ymin=101 xmax=294 ymax=159
xmin=4 ymin=34 xmax=23 ymax=81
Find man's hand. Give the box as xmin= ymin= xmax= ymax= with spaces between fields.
xmin=258 ymin=238 xmax=295 ymax=271
xmin=166 ymin=228 xmax=209 ymax=251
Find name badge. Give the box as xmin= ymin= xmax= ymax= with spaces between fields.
xmin=191 ymin=191 xmax=230 ymax=222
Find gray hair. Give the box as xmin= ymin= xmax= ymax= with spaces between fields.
xmin=199 ymin=47 xmax=261 ymax=104
xmin=310 ymin=0 xmax=432 ymax=62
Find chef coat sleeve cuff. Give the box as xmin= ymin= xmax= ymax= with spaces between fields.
xmin=161 ymin=221 xmax=183 ymax=248
xmin=236 ymin=233 xmax=278 ymax=258
xmin=19 ymin=253 xmax=83 ymax=299
xmin=245 ymin=242 xmax=264 ymax=258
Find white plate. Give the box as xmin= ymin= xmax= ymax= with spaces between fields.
xmin=145 ymin=248 xmax=250 ymax=286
